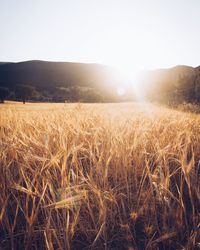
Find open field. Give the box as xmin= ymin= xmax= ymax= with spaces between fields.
xmin=0 ymin=102 xmax=199 ymax=249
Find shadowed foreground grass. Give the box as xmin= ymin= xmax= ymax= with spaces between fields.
xmin=0 ymin=102 xmax=199 ymax=249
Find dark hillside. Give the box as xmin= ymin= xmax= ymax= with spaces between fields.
xmin=0 ymin=60 xmax=199 ymax=103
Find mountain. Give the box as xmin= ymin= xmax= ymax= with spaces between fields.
xmin=0 ymin=60 xmax=119 ymax=89
xmin=0 ymin=60 xmax=127 ymax=102
xmin=0 ymin=60 xmax=200 ymax=103
xmin=138 ymin=65 xmax=200 ymax=103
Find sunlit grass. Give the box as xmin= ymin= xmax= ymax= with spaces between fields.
xmin=0 ymin=102 xmax=199 ymax=249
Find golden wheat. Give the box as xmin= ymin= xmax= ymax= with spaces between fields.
xmin=0 ymin=102 xmax=199 ymax=249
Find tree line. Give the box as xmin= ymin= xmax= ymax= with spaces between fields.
xmin=0 ymin=84 xmax=117 ymax=104
xmin=1 ymin=73 xmax=200 ymax=104
xmin=0 ymin=85 xmax=37 ymax=104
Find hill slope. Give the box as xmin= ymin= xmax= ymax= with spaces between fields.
xmin=139 ymin=65 xmax=200 ymax=103
xmin=0 ymin=60 xmax=126 ymax=102
xmin=0 ymin=60 xmax=199 ymax=103
xmin=0 ymin=60 xmax=120 ymax=89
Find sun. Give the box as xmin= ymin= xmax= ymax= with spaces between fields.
xmin=115 ymin=68 xmax=145 ymax=100
xmin=116 ymin=87 xmax=126 ymax=96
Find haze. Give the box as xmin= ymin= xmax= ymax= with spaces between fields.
xmin=0 ymin=0 xmax=200 ymax=75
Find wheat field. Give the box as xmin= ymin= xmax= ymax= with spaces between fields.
xmin=0 ymin=102 xmax=199 ymax=250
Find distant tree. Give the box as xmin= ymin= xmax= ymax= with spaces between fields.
xmin=0 ymin=87 xmax=9 ymax=103
xmin=32 ymin=89 xmax=41 ymax=101
xmin=177 ymin=74 xmax=195 ymax=103
xmin=15 ymin=85 xmax=35 ymax=104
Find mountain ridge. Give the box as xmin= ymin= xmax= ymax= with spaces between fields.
xmin=0 ymin=60 xmax=199 ymax=103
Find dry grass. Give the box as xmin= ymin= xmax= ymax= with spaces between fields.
xmin=0 ymin=102 xmax=199 ymax=249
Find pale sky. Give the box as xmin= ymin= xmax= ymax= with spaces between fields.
xmin=0 ymin=0 xmax=200 ymax=74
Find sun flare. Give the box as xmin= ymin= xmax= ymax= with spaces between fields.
xmin=114 ymin=68 xmax=145 ymax=100
xmin=116 ymin=87 xmax=125 ymax=96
